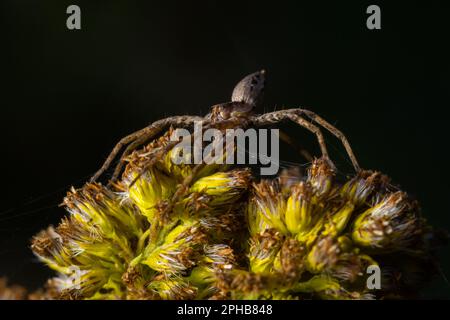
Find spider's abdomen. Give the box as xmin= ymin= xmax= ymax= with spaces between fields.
xmin=231 ymin=70 xmax=266 ymax=108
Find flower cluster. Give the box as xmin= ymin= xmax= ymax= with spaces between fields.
xmin=218 ymin=159 xmax=436 ymax=299
xmin=32 ymin=130 xmax=251 ymax=299
xmin=30 ymin=130 xmax=442 ymax=299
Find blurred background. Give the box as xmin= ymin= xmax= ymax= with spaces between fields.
xmin=1 ymin=1 xmax=449 ymax=298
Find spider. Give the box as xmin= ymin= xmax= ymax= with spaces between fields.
xmin=91 ymin=70 xmax=360 ymax=185
xmin=90 ymin=70 xmax=361 ymax=224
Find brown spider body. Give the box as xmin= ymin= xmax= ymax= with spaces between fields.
xmin=206 ymin=70 xmax=265 ymax=126
xmin=90 ymin=70 xmax=360 ymax=190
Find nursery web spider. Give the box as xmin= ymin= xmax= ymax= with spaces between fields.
xmin=90 ymin=70 xmax=361 ymax=189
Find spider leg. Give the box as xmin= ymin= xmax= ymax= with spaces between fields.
xmin=300 ymin=109 xmax=361 ymax=172
xmin=253 ymin=111 xmax=334 ymax=168
xmin=151 ymin=125 xmax=228 ymax=223
xmin=109 ymin=133 xmax=157 ymax=185
xmin=128 ymin=139 xmax=183 ymax=188
xmin=159 ymin=163 xmax=206 ymax=221
xmin=90 ymin=129 xmax=148 ymax=183
xmin=90 ymin=115 xmax=203 ymax=183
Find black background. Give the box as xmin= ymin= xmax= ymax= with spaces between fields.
xmin=1 ymin=1 xmax=449 ymax=298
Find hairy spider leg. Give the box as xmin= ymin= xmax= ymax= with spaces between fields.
xmin=109 ymin=134 xmax=150 ymax=185
xmin=148 ymin=124 xmax=233 ymax=227
xmin=109 ymin=128 xmax=178 ymax=185
xmin=128 ymin=139 xmax=182 ymax=188
xmin=300 ymin=109 xmax=361 ymax=172
xmin=90 ymin=115 xmax=203 ymax=183
xmin=252 ymin=110 xmax=335 ymax=169
xmin=90 ymin=128 xmax=149 ymax=182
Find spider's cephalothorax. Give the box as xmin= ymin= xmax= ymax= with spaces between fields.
xmin=90 ymin=70 xmax=360 ymax=186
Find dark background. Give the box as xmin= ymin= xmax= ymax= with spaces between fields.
xmin=1 ymin=1 xmax=449 ymax=298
